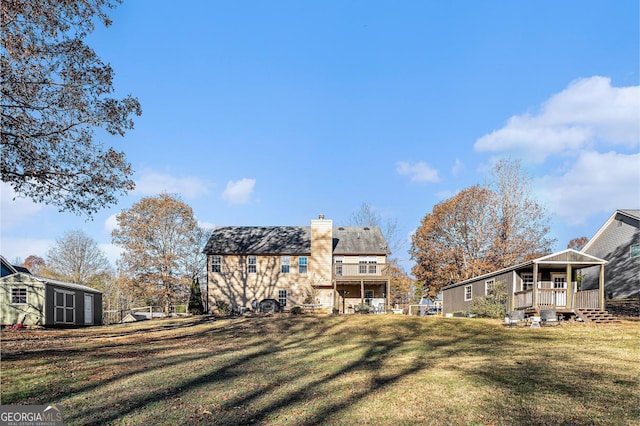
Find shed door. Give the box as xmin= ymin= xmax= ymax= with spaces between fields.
xmin=54 ymin=289 xmax=75 ymax=324
xmin=84 ymin=294 xmax=93 ymax=325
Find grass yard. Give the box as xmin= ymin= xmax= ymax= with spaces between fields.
xmin=1 ymin=314 xmax=638 ymax=425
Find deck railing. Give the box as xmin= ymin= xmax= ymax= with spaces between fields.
xmin=334 ymin=263 xmax=387 ymax=278
xmin=573 ymin=290 xmax=600 ymax=309
xmin=538 ymin=288 xmax=567 ymax=307
xmin=514 ymin=288 xmax=568 ymax=309
xmin=515 ymin=290 xmax=533 ymax=309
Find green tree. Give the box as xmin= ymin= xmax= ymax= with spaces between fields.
xmin=1 ymin=0 xmax=141 ymax=215
xmin=112 ymin=193 xmax=203 ymax=315
xmin=188 ymin=278 xmax=204 ymax=315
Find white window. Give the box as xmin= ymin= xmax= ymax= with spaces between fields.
xmin=281 ymin=256 xmax=290 ymax=274
xmin=464 ymin=285 xmax=472 ymax=301
xmin=278 ymin=289 xmax=288 ymax=307
xmin=55 ymin=289 xmax=75 ymax=324
xmin=485 ymin=279 xmax=495 ymax=296
xmin=211 ymin=256 xmax=222 ymax=273
xmin=358 ymin=256 xmax=377 ymax=274
xmin=552 ymin=275 xmax=566 ymax=289
xmin=298 ymin=257 xmax=308 ymax=274
xmin=521 ymin=273 xmax=534 ymax=291
xmin=247 ymin=256 xmax=257 ymax=274
xmin=334 ymin=257 xmax=343 ymax=276
xmin=11 ymin=287 xmax=27 ymax=304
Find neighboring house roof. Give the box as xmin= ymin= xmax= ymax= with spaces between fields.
xmin=0 ymin=272 xmax=102 ymax=294
xmin=203 ymin=225 xmax=390 ymax=255
xmin=582 ymin=209 xmax=640 ymax=252
xmin=0 ymin=255 xmax=18 ymax=277
xmin=442 ymin=249 xmax=607 ymax=291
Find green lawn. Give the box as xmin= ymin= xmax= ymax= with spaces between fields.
xmin=1 ymin=315 xmax=638 ymax=425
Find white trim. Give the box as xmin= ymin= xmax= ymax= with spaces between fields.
xmin=84 ymin=294 xmax=93 ymax=325
xmin=464 ymin=285 xmax=472 ymax=301
xmin=485 ymin=279 xmax=495 ymax=295
xmin=534 ymin=248 xmax=606 ymax=264
xmin=10 ymin=286 xmax=28 ymax=305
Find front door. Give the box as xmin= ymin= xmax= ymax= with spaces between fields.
xmin=551 ymin=273 xmax=567 ymax=306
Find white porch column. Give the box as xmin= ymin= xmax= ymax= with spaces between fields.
xmin=566 ymin=264 xmax=573 ymax=309
xmin=599 ymin=264 xmax=605 ymax=310
xmin=532 ymin=263 xmax=539 ymax=310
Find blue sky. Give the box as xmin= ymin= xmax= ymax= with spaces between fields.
xmin=2 ymin=1 xmax=639 ymax=272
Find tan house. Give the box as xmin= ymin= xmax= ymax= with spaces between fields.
xmin=203 ymin=215 xmax=391 ymax=313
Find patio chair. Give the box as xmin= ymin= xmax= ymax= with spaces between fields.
xmin=505 ymin=310 xmax=525 ymax=327
xmin=540 ymin=309 xmax=561 ymax=326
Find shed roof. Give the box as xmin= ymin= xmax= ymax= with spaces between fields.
xmin=0 ymin=272 xmax=102 ymax=294
xmin=203 ymin=226 xmax=390 ymax=255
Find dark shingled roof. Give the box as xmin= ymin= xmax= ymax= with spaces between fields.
xmin=204 ymin=227 xmax=311 ymax=255
xmin=332 ymin=226 xmax=390 ymax=255
xmin=203 ymin=226 xmax=390 ymax=255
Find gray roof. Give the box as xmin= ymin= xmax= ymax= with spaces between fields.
xmin=333 ymin=226 xmax=390 ymax=255
xmin=203 ymin=226 xmax=390 ymax=255
xmin=619 ymin=209 xmax=640 ymax=220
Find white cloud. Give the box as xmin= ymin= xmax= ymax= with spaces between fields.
xmin=99 ymin=243 xmax=123 ymax=268
xmin=475 ymin=76 xmax=640 ymax=162
xmin=0 ymin=183 xmax=47 ymax=230
xmin=134 ymin=170 xmax=209 ymax=198
xmin=396 ymin=161 xmax=440 ymax=183
xmin=222 ymin=178 xmax=256 ymax=204
xmin=104 ymin=213 xmax=119 ymax=234
xmin=536 ymin=151 xmax=640 ymax=226
xmin=451 ymin=159 xmax=463 ymax=176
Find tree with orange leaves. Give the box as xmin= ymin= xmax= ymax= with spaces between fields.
xmin=112 ymin=193 xmax=205 ymax=315
xmin=410 ymin=159 xmax=554 ymax=298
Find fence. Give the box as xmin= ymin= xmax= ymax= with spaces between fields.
xmin=103 ymin=305 xmax=188 ymax=324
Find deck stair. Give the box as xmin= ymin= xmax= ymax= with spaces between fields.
xmin=575 ymin=309 xmax=620 ymax=324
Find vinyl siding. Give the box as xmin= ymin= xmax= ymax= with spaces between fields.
xmin=583 ymin=212 xmax=640 ymax=298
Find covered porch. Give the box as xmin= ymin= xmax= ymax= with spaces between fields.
xmin=512 ymin=251 xmax=606 ymax=314
xmin=332 ymin=263 xmax=389 ymax=314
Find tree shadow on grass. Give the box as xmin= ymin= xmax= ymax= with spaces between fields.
xmin=9 ymin=315 xmax=616 ymax=425
xmin=65 ymin=316 xmax=515 ymax=425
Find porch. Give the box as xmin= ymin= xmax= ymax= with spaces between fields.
xmin=511 ymin=250 xmax=606 ymax=315
xmin=332 ymin=263 xmax=389 ymax=314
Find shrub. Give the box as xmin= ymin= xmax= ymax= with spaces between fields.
xmin=214 ymin=300 xmax=230 ymax=316
xmin=469 ymin=281 xmax=508 ymax=318
xmin=290 ymin=306 xmax=303 ymax=315
xmin=356 ymin=303 xmax=371 ymax=314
